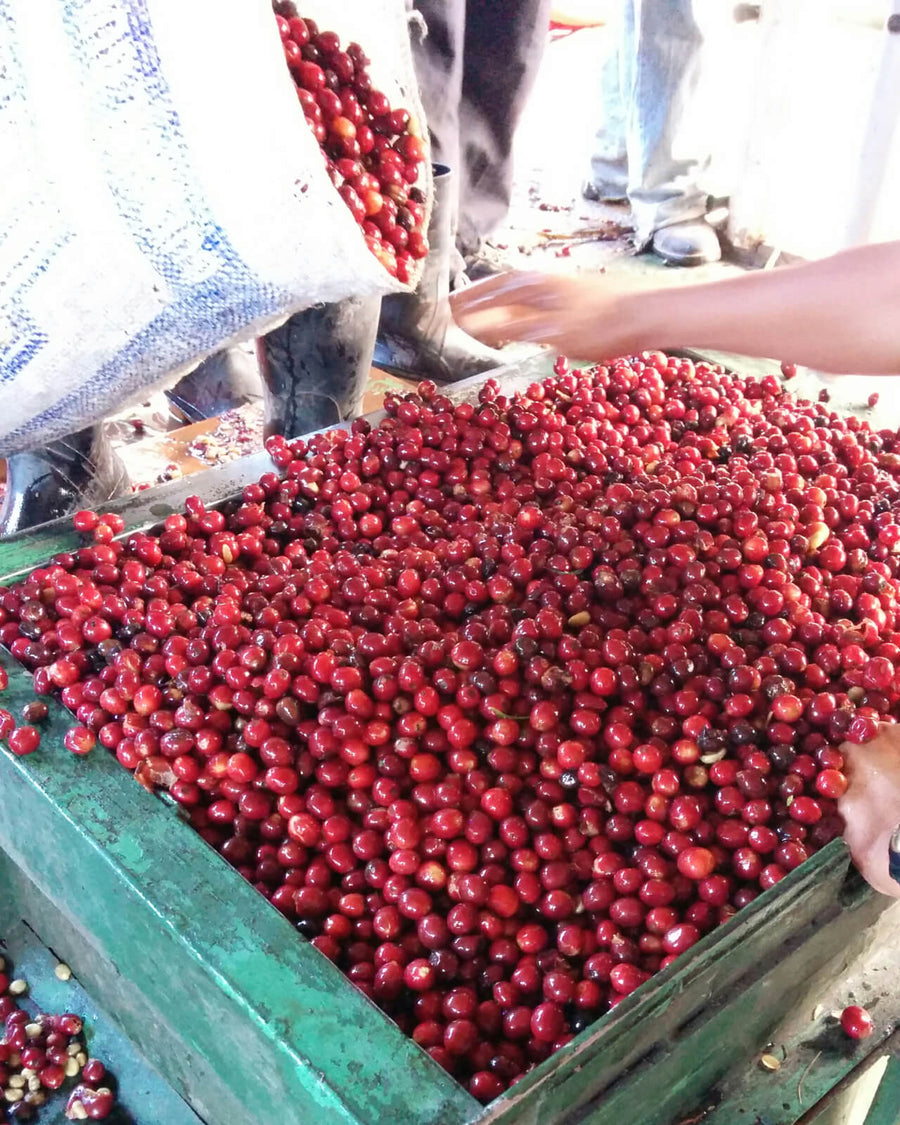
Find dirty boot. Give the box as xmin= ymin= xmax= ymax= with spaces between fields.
xmin=0 ymin=425 xmax=129 ymax=537
xmin=259 ymin=297 xmax=381 ymax=439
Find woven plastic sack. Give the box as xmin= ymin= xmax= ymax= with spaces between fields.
xmin=0 ymin=0 xmax=429 ymax=454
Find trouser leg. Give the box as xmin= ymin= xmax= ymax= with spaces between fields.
xmin=586 ymin=13 xmax=628 ymax=199
xmin=455 ymin=0 xmax=552 ymax=256
xmin=623 ymin=0 xmax=709 ymax=246
xmin=410 ymin=0 xmax=466 ymax=267
xmin=411 ymin=0 xmax=551 ymax=258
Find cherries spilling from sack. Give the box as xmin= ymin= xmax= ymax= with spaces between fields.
xmin=274 ymin=5 xmax=429 ymax=282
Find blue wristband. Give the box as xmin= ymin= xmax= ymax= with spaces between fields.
xmin=889 ymin=825 xmax=900 ymax=886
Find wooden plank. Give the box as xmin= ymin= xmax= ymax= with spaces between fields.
xmin=863 ymin=1055 xmax=900 ymax=1125
xmin=696 ymin=904 xmax=900 ymax=1125
xmin=585 ymin=895 xmax=895 ymax=1125
xmin=799 ymin=1056 xmax=892 ymax=1125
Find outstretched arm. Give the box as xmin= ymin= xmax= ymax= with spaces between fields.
xmin=451 ymin=242 xmax=900 ymax=374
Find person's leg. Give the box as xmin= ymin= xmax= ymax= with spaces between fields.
xmin=584 ymin=12 xmax=628 ymax=202
xmin=376 ymin=2 xmax=515 ymax=379
xmin=455 ymin=0 xmax=552 ymax=259
xmin=410 ymin=0 xmax=466 ymax=252
xmin=623 ymin=0 xmax=719 ymax=263
xmin=374 ymin=163 xmax=504 ymax=381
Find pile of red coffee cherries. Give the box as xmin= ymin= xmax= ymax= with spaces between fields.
xmin=0 ymin=961 xmax=115 ymax=1121
xmin=1 ymin=353 xmax=898 ymax=1102
xmin=275 ymin=4 xmax=429 ymax=281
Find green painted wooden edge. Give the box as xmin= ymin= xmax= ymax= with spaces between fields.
xmin=691 ymin=894 xmax=900 ymax=1125
xmin=575 ymin=905 xmax=887 ymax=1123
xmin=0 ymin=854 xmax=247 ymax=1125
xmin=614 ymin=891 xmax=893 ymax=1125
xmin=0 ymin=651 xmax=477 ymax=1125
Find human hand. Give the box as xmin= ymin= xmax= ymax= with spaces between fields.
xmin=838 ymin=727 xmax=900 ymax=897
xmin=450 ymin=271 xmax=641 ymax=362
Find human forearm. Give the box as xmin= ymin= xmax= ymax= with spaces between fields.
xmin=624 ymin=242 xmax=900 ymax=374
xmin=452 ymin=242 xmax=900 ymax=372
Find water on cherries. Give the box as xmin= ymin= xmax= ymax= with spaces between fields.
xmin=274 ymin=4 xmax=429 ymax=282
xmin=3 ymin=353 xmax=900 ymax=1102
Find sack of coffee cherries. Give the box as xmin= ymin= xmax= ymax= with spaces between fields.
xmin=0 ymin=0 xmax=429 ymax=454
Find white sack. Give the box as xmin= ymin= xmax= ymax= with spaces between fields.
xmin=0 ymin=0 xmax=427 ymax=453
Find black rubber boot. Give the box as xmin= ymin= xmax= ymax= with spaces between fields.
xmin=259 ymin=297 xmax=381 ymax=439
xmin=374 ymin=164 xmax=505 ymax=383
xmin=0 ymin=425 xmax=129 ymax=538
xmin=166 ymin=346 xmax=261 ymax=424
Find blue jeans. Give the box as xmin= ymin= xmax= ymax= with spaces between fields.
xmin=589 ymin=0 xmax=709 ymax=245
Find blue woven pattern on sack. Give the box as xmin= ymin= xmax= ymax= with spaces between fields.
xmin=0 ymin=0 xmax=290 ymax=453
xmin=20 ymin=272 xmax=291 ymax=448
